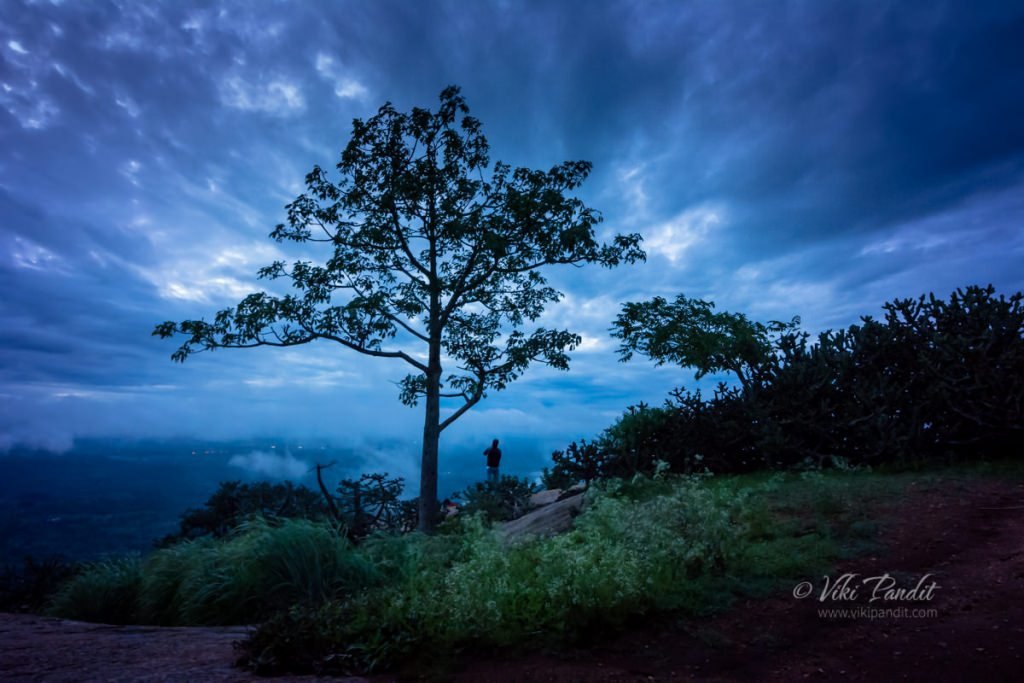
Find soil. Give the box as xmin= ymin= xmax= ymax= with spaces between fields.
xmin=1 ymin=476 xmax=1021 ymax=682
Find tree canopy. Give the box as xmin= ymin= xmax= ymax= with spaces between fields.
xmin=611 ymin=294 xmax=799 ymax=390
xmin=155 ymin=86 xmax=644 ymax=530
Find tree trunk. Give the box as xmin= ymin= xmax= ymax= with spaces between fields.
xmin=418 ymin=343 xmax=442 ymax=532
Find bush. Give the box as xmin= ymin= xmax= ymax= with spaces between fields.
xmin=0 ymin=556 xmax=79 ymax=613
xmin=50 ymin=517 xmax=378 ymax=626
xmin=150 ymin=517 xmax=378 ymax=625
xmin=158 ymin=480 xmax=327 ymax=546
xmin=47 ymin=555 xmax=142 ymax=624
xmin=453 ymin=475 xmax=538 ymax=523
xmin=551 ymin=285 xmax=1024 ymax=482
xmin=240 ymin=473 xmax=833 ymax=674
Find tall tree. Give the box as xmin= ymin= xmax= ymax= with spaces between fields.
xmin=154 ymin=86 xmax=644 ymax=531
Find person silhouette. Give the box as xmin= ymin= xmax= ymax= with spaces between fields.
xmin=483 ymin=438 xmax=502 ymax=484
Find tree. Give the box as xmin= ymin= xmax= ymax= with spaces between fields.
xmin=154 ymin=86 xmax=644 ymax=531
xmin=611 ymin=294 xmax=798 ymax=391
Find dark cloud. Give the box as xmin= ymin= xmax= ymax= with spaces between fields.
xmin=1 ymin=0 xmax=1022 ymax=460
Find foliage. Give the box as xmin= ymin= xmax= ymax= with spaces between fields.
xmin=47 ymin=555 xmax=142 ymax=624
xmin=452 ymin=475 xmax=538 ymax=523
xmin=551 ymin=285 xmax=1024 ymax=482
xmin=0 ymin=556 xmax=79 ymax=613
xmin=50 ymin=518 xmax=377 ymax=626
xmin=53 ymin=465 xmax=1003 ymax=674
xmin=612 ymin=294 xmax=800 ymax=390
xmin=154 ymin=86 xmax=644 ymax=530
xmin=238 ymin=472 xmax=857 ymax=674
xmin=544 ymin=439 xmax=612 ymax=487
xmin=335 ymin=472 xmax=417 ymax=539
xmin=157 ymin=480 xmax=327 ymax=546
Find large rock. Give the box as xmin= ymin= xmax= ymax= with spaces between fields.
xmin=529 ymin=488 xmax=563 ymax=507
xmin=499 ymin=491 xmax=586 ymax=543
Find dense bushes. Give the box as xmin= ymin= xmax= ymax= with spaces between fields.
xmin=48 ymin=556 xmax=143 ymax=624
xmin=0 ymin=556 xmax=79 ymax=613
xmin=238 ymin=473 xmax=846 ymax=674
xmin=45 ymin=468 xmax=932 ymax=673
xmin=453 ymin=475 xmax=538 ymax=522
xmin=549 ymin=285 xmax=1024 ymax=482
xmin=158 ymin=480 xmax=327 ymax=546
xmin=49 ymin=518 xmax=376 ymax=626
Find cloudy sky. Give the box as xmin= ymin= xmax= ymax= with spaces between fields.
xmin=2 ymin=1 xmax=1023 ymax=477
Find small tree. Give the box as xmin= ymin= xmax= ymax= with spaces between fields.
xmin=611 ymin=294 xmax=799 ymax=391
xmin=155 ymin=87 xmax=644 ymax=531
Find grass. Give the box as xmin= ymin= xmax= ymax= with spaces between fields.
xmin=47 ymin=555 xmax=142 ymax=624
xmin=46 ymin=459 xmax=1024 ymax=674
xmin=239 ymin=470 xmax=890 ymax=674
xmin=49 ymin=517 xmax=376 ymax=626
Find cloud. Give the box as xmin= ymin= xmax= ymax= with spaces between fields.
xmin=228 ymin=449 xmax=309 ymax=479
xmin=220 ymin=75 xmax=305 ymax=115
xmin=314 ymin=53 xmax=368 ymax=100
xmin=0 ymin=0 xmax=1022 ymax=457
xmin=642 ymin=204 xmax=723 ymax=263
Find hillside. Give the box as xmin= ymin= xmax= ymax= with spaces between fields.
xmin=3 ymin=469 xmax=1021 ymax=681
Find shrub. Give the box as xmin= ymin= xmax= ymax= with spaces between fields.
xmin=158 ymin=480 xmax=327 ymax=546
xmin=240 ymin=473 xmax=827 ymax=674
xmin=141 ymin=517 xmax=377 ymax=625
xmin=453 ymin=475 xmax=538 ymax=523
xmin=47 ymin=555 xmax=142 ymax=624
xmin=0 ymin=556 xmax=79 ymax=613
xmin=553 ymin=285 xmax=1024 ymax=481
xmin=50 ymin=517 xmax=378 ymax=626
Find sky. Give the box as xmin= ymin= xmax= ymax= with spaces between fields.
xmin=2 ymin=0 xmax=1023 ymax=481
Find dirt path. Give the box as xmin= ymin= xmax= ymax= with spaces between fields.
xmin=2 ymin=477 xmax=1021 ymax=682
xmin=455 ymin=477 xmax=1024 ymax=682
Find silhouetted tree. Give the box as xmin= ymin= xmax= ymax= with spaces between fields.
xmin=159 ymin=480 xmax=327 ymax=546
xmin=612 ymin=294 xmax=799 ymax=391
xmin=155 ymin=86 xmax=644 ymax=531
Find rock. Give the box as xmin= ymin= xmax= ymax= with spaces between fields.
xmin=0 ymin=613 xmax=339 ymax=682
xmin=529 ymin=489 xmax=563 ymax=508
xmin=499 ymin=491 xmax=586 ymax=543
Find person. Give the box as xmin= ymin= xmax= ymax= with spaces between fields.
xmin=483 ymin=438 xmax=502 ymax=484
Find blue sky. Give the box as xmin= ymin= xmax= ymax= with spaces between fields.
xmin=2 ymin=1 xmax=1023 ymax=480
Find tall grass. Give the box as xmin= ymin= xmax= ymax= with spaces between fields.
xmin=51 ymin=466 xmax=982 ymax=674
xmin=244 ymin=473 xmax=844 ymax=673
xmin=50 ymin=517 xmax=377 ymax=626
xmin=47 ymin=555 xmax=142 ymax=624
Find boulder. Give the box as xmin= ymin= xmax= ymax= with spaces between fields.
xmin=499 ymin=491 xmax=586 ymax=543
xmin=529 ymin=488 xmax=563 ymax=508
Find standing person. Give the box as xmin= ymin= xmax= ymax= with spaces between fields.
xmin=483 ymin=438 xmax=502 ymax=484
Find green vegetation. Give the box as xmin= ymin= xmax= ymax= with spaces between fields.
xmin=41 ymin=462 xmax=1024 ymax=674
xmin=545 ymin=285 xmax=1024 ymax=483
xmin=47 ymin=555 xmax=142 ymax=624
xmin=158 ymin=480 xmax=328 ymax=546
xmin=49 ymin=517 xmax=375 ymax=626
xmin=236 ymin=467 xmax=962 ymax=675
xmin=36 ymin=285 xmax=1024 ymax=676
xmin=452 ymin=475 xmax=539 ymax=523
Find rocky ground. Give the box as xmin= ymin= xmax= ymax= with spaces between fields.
xmin=1 ymin=476 xmax=1021 ymax=682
